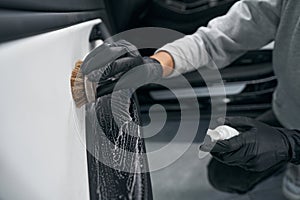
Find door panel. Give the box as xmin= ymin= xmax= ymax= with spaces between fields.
xmin=0 ymin=0 xmax=110 ymax=43
xmin=0 ymin=9 xmax=102 ymax=43
xmin=0 ymin=19 xmax=101 ymax=200
xmin=0 ymin=0 xmax=104 ymax=11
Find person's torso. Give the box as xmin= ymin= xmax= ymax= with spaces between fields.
xmin=273 ymin=0 xmax=300 ymax=129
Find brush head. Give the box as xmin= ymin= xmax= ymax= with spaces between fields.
xmin=70 ymin=61 xmax=88 ymax=108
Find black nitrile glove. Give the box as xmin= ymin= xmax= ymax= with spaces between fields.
xmin=210 ymin=117 xmax=300 ymax=172
xmin=96 ymin=56 xmax=162 ymax=98
xmin=85 ymin=40 xmax=163 ymax=98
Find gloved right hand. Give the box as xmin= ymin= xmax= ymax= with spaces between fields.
xmin=84 ymin=40 xmax=163 ymax=98
xmin=210 ymin=117 xmax=300 ymax=172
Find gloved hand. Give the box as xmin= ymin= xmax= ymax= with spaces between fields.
xmin=85 ymin=40 xmax=163 ymax=98
xmin=210 ymin=116 xmax=300 ymax=172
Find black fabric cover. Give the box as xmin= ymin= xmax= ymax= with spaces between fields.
xmin=86 ymin=91 xmax=153 ymax=200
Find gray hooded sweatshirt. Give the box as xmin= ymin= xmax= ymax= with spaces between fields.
xmin=158 ymin=0 xmax=300 ymax=130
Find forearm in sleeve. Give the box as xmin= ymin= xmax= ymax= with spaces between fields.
xmin=157 ymin=0 xmax=283 ymax=77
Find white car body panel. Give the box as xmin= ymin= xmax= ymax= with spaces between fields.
xmin=0 ymin=19 xmax=102 ymax=200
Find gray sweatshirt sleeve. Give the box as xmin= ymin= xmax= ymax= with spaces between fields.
xmin=157 ymin=0 xmax=283 ymax=77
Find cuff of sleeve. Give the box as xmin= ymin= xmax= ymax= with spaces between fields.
xmin=155 ymin=45 xmax=193 ymax=78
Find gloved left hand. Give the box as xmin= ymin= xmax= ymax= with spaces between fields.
xmin=210 ymin=117 xmax=300 ymax=172
xmin=85 ymin=40 xmax=163 ymax=98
